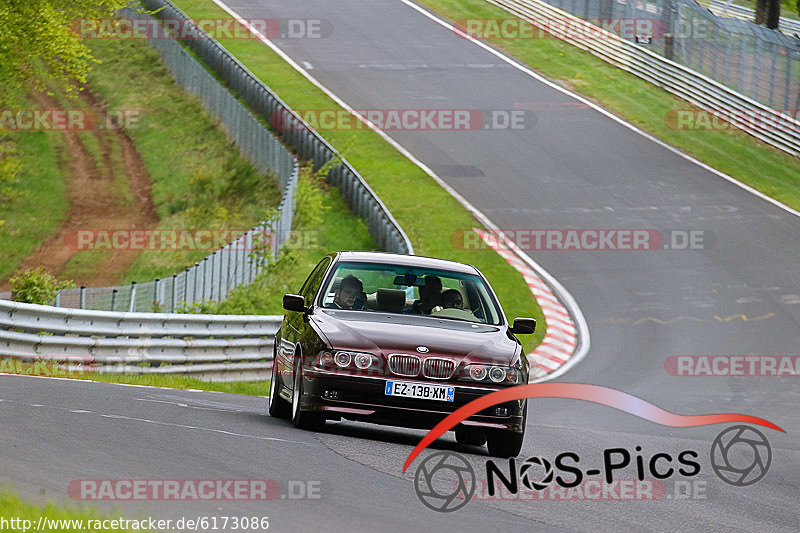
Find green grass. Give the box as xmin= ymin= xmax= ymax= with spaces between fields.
xmin=0 ymin=129 xmax=69 ymax=282
xmin=83 ymin=37 xmax=285 ymax=283
xmin=0 ymin=491 xmax=145 ymax=532
xmin=170 ymin=0 xmax=547 ymax=351
xmin=0 ymin=358 xmax=268 ymax=396
xmin=717 ymin=0 xmax=800 ymax=19
xmin=210 ymin=166 xmax=377 ymax=315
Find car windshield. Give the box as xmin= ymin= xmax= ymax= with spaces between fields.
xmin=319 ymin=262 xmax=503 ymax=325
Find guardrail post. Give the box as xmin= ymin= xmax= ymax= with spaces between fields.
xmin=154 ymin=278 xmax=161 ymax=311
xmin=210 ymin=253 xmax=216 ymax=301
xmin=192 ymin=263 xmax=199 ymax=306
xmin=129 ymin=281 xmax=137 ymax=313
xmin=111 ymin=289 xmax=118 ymax=312
xmin=171 ymin=274 xmax=177 ymax=313
xmin=80 ymin=286 xmax=86 ymax=310
xmin=664 ymin=34 xmax=674 ymax=61
xmin=55 ymin=290 xmax=61 ymax=307
xmin=201 ymin=258 xmax=208 ymax=302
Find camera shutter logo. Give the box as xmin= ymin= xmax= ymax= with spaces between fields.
xmin=414 ymin=451 xmax=475 ymax=512
xmin=710 ymin=425 xmax=772 ymax=487
xmin=520 ymin=456 xmax=554 ymax=491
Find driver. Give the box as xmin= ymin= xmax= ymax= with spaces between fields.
xmin=331 ymin=274 xmax=363 ymax=310
xmin=411 ymin=275 xmax=442 ymax=314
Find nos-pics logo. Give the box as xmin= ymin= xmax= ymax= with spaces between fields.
xmin=413 ymin=425 xmax=772 ymax=512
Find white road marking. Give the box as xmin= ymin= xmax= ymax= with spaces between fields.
xmin=99 ymin=413 xmax=317 ymax=446
xmin=134 ymin=397 xmax=237 ymax=412
xmin=400 ymin=0 xmax=800 ymax=220
xmin=302 ymin=61 xmax=314 ymax=69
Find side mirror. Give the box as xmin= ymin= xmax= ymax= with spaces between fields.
xmin=510 ymin=317 xmax=536 ymax=335
xmin=283 ymin=294 xmax=308 ymax=313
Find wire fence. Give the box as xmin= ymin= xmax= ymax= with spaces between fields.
xmin=1 ymin=7 xmax=299 ymax=312
xmin=2 ymin=0 xmax=415 ymax=311
xmin=139 ymin=0 xmax=413 ymax=255
xmin=535 ymin=0 xmax=800 ymax=112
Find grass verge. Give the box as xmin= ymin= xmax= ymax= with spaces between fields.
xmin=209 ymin=165 xmax=377 ymax=315
xmin=170 ymin=0 xmax=547 ymax=351
xmin=0 ymin=125 xmax=69 ymax=282
xmin=0 ymin=491 xmax=142 ymax=532
xmin=84 ymin=36 xmax=283 ymax=282
xmin=0 ymin=358 xmax=268 ymax=396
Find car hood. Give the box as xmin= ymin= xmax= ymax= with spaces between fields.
xmin=312 ymin=309 xmax=521 ymax=365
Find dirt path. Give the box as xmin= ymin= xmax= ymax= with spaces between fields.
xmin=0 ymin=89 xmax=159 ymax=290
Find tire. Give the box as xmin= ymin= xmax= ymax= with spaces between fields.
xmin=268 ymin=353 xmax=290 ymax=419
xmin=291 ymin=357 xmax=325 ymax=430
xmin=486 ymin=403 xmax=527 ymax=458
xmin=455 ymin=427 xmax=487 ymax=446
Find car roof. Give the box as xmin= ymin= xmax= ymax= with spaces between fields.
xmin=333 ymin=251 xmax=480 ymax=275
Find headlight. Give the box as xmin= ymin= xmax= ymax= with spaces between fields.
xmin=469 ymin=365 xmax=488 ymax=380
xmin=334 ymin=351 xmax=352 ymax=368
xmin=463 ymin=364 xmax=521 ymax=384
xmin=318 ymin=350 xmax=333 ymax=366
xmin=489 ymin=366 xmax=506 ymax=383
xmin=317 ymin=350 xmax=379 ymax=372
xmin=354 ymin=353 xmax=372 ymax=369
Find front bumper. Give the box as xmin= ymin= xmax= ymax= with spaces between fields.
xmin=299 ymin=368 xmax=525 ymax=433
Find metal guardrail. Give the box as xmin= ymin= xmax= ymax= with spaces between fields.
xmin=140 ymin=0 xmax=414 ymax=256
xmin=0 ymin=6 xmax=300 ymax=312
xmin=487 ymin=0 xmax=800 ymax=156
xmin=703 ymin=0 xmax=800 ymax=36
xmin=0 ymin=300 xmax=280 ymax=381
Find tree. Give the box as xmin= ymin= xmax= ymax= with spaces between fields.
xmin=755 ymin=0 xmax=781 ymax=28
xmin=0 ymin=0 xmax=130 ymax=105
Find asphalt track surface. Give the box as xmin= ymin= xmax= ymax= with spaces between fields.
xmin=3 ymin=0 xmax=800 ymax=531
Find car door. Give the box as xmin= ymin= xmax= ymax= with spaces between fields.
xmin=281 ymin=256 xmax=332 ymax=388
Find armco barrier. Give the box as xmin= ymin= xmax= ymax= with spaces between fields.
xmin=0 ymin=300 xmax=280 ymax=381
xmin=486 ymin=0 xmax=800 ymax=155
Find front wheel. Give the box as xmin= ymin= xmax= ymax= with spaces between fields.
xmin=291 ymin=357 xmax=325 ymax=430
xmin=268 ymin=354 xmax=290 ymax=419
xmin=486 ymin=403 xmax=526 ymax=458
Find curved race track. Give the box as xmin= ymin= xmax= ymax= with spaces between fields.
xmin=2 ymin=1 xmax=799 ymax=531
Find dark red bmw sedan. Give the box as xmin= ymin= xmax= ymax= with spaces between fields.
xmin=269 ymin=251 xmax=536 ymax=457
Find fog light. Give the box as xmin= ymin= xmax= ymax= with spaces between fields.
xmin=322 ymin=389 xmax=340 ymax=400
xmin=489 ymin=367 xmax=507 ymax=383
xmin=335 ymin=351 xmax=352 ymax=368
xmin=469 ymin=365 xmax=487 ymax=381
xmin=494 ymin=406 xmax=509 ymax=416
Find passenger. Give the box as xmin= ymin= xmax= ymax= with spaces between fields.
xmin=412 ymin=275 xmax=442 ymax=314
xmin=441 ymin=289 xmax=463 ymax=309
xmin=331 ymin=274 xmax=363 ymax=310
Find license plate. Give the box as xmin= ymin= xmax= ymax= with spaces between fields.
xmin=384 ymin=380 xmax=455 ymax=402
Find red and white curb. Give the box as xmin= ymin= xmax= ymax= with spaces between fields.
xmin=475 ymin=229 xmax=578 ymax=380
